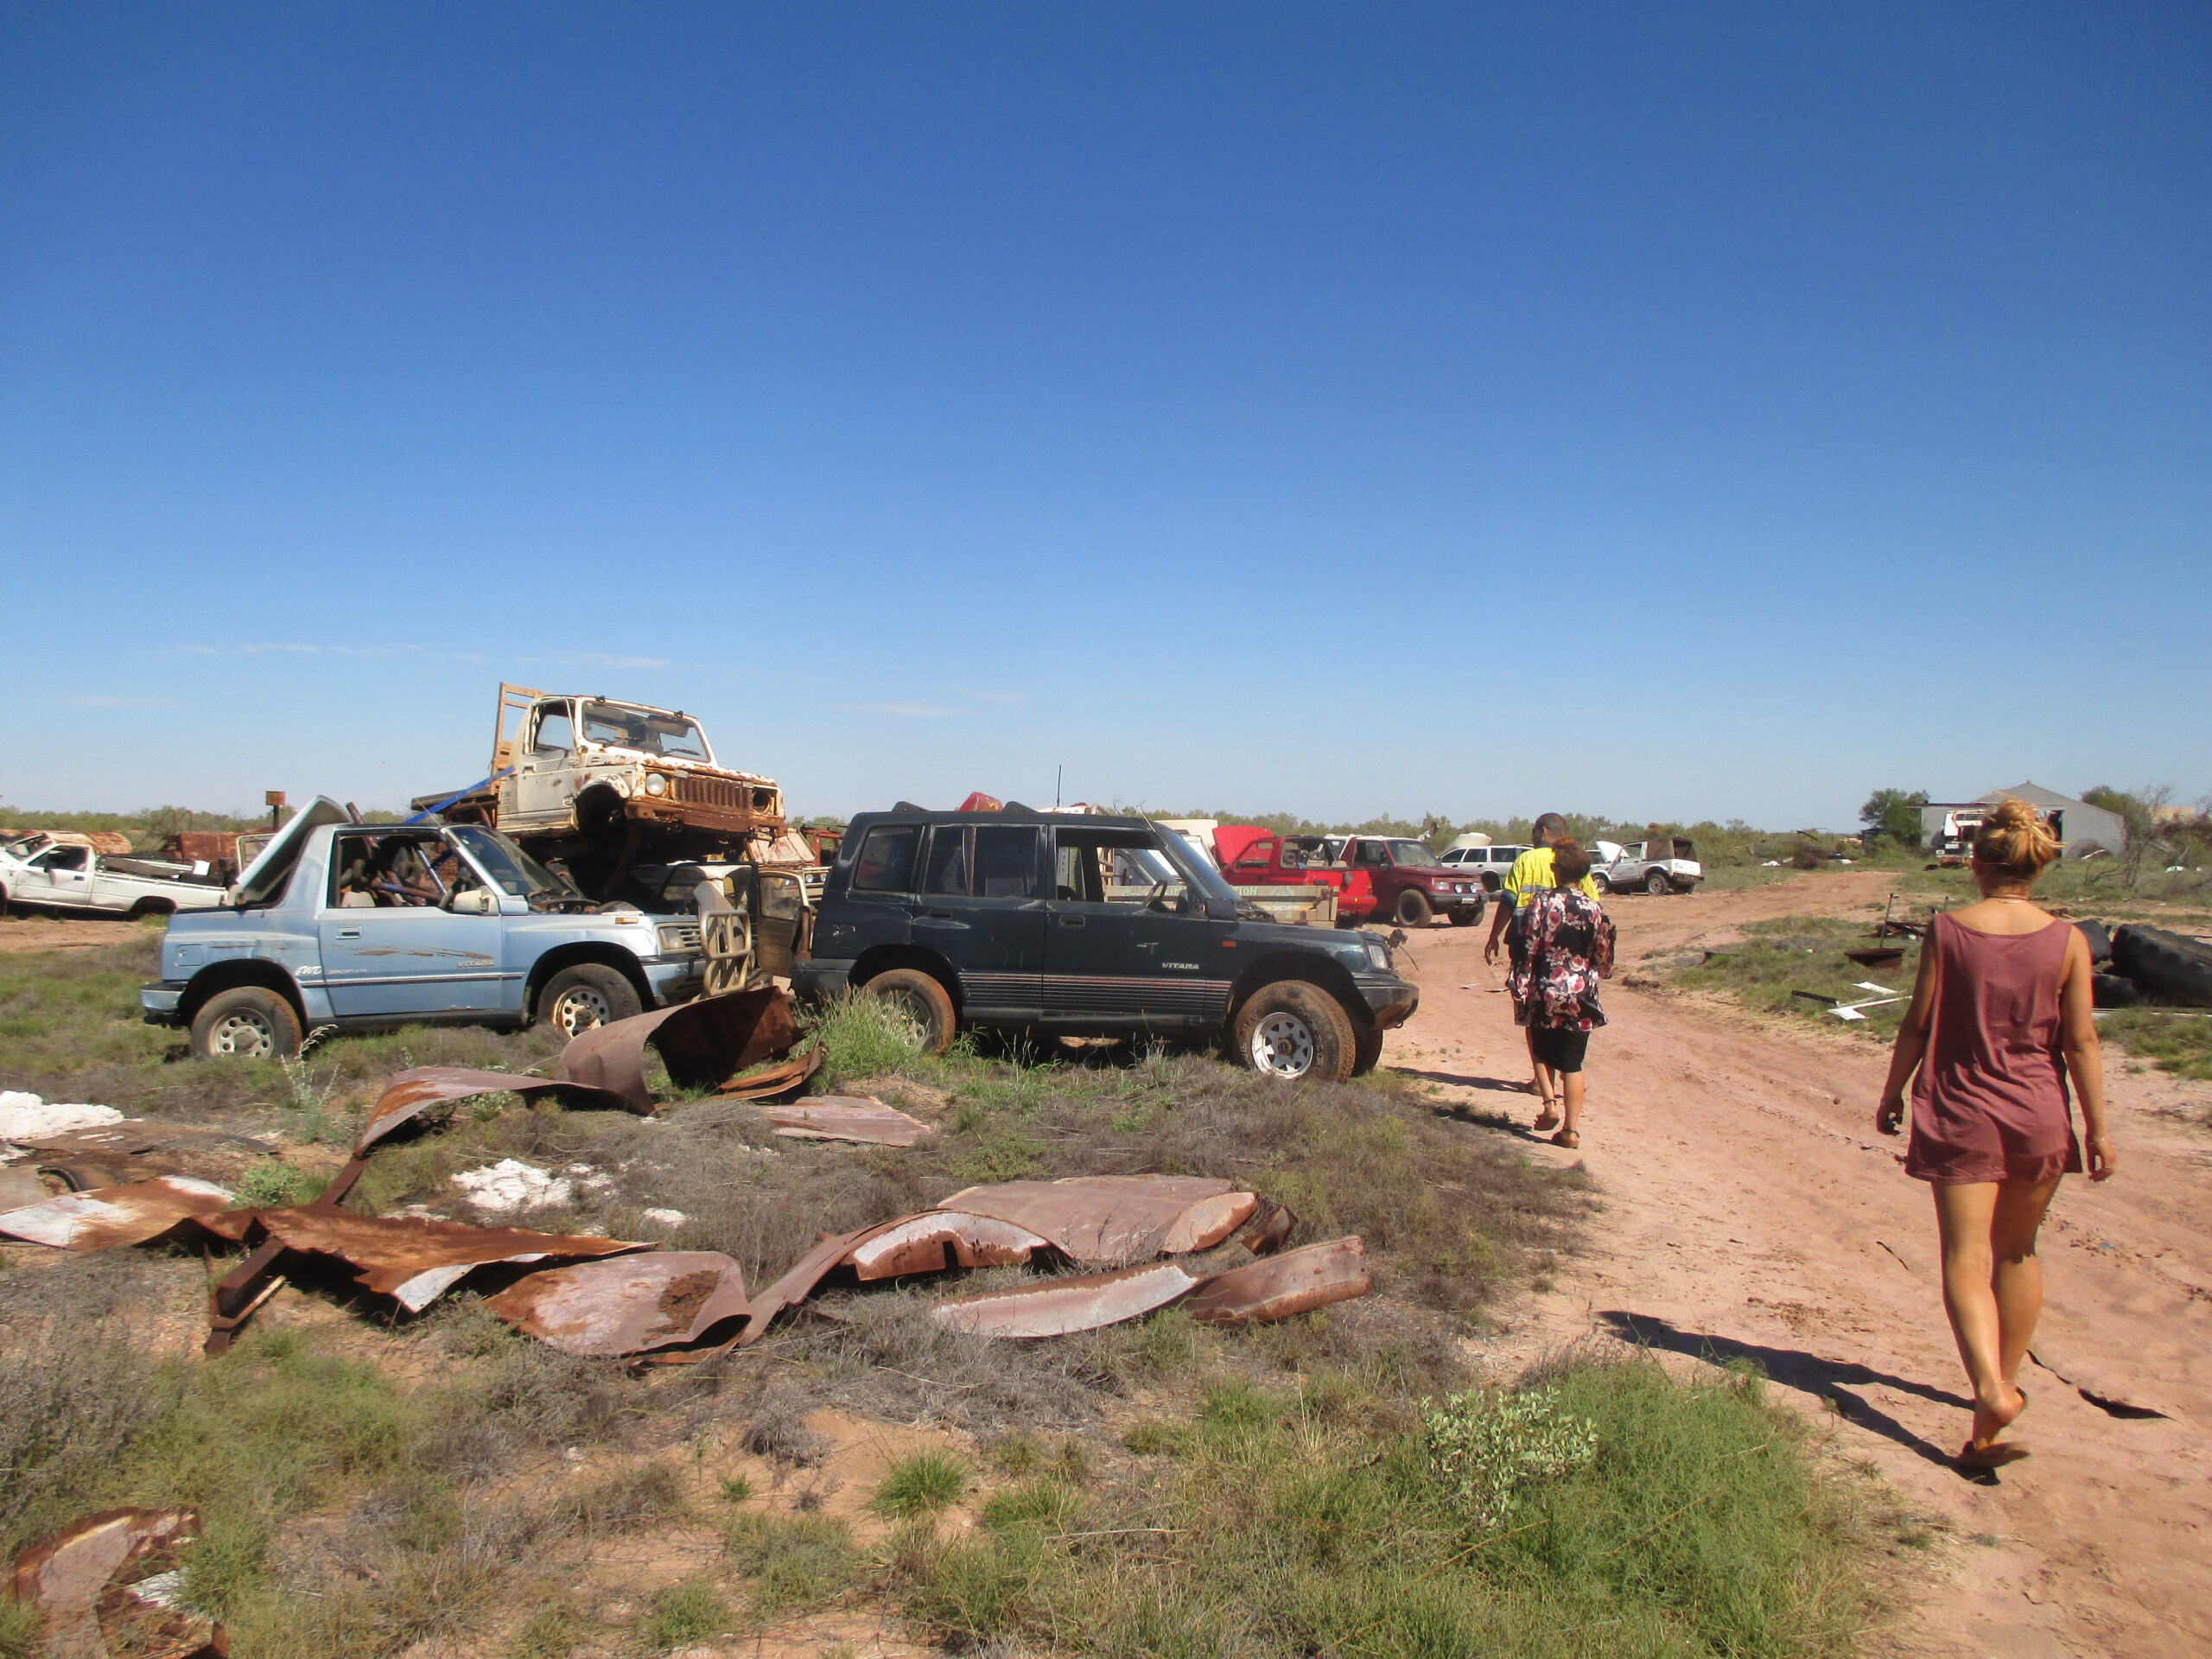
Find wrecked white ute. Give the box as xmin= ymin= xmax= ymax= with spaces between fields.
xmin=140 ymin=799 xmax=704 ymax=1059
xmin=0 ymin=833 xmax=226 ymax=919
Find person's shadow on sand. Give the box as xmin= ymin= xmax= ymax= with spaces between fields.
xmin=1598 ymin=1310 xmax=1990 ymax=1478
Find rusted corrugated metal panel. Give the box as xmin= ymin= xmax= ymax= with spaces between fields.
xmin=933 ymin=1176 xmax=1257 ymax=1263
xmin=711 ymin=1046 xmax=822 ymax=1102
xmin=930 ymin=1260 xmax=1209 ymax=1338
xmin=3 ymin=1122 xmax=277 ymax=1195
xmin=0 ymin=1175 xmax=236 ymax=1251
xmin=763 ymin=1096 xmax=933 ymax=1146
xmin=352 ymin=1066 xmax=634 ymax=1157
xmin=1185 ymin=1236 xmax=1370 ymax=1325
xmin=9 ymin=1506 xmax=222 ymax=1659
xmin=556 ymin=986 xmax=798 ymax=1110
xmin=843 ymin=1211 xmax=1048 ymax=1280
xmin=482 ymin=1250 xmax=751 ymax=1356
xmin=202 ymin=1207 xmax=649 ymax=1312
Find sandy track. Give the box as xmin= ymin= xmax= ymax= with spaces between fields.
xmin=1382 ymin=873 xmax=2212 ymax=1659
xmin=0 ymin=912 xmax=152 ymax=954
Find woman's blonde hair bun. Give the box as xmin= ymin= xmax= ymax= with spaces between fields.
xmin=1974 ymin=797 xmax=2062 ymax=880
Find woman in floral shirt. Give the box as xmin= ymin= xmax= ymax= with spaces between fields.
xmin=1506 ymin=839 xmax=1617 ymax=1148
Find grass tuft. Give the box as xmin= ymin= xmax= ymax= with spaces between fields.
xmin=724 ymin=1510 xmax=858 ymax=1615
xmin=868 ymin=1449 xmax=970 ymax=1518
xmin=639 ymin=1578 xmax=729 ymax=1650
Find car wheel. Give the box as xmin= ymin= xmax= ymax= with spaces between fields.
xmin=191 ymin=986 xmax=303 ymax=1060
xmin=863 ymin=967 xmax=957 ymax=1057
xmin=1352 ymin=1022 xmax=1385 ymax=1075
xmin=1393 ymin=887 xmax=1432 ymax=927
xmin=537 ymin=964 xmax=644 ymax=1038
xmin=129 ymin=898 xmax=175 ymax=920
xmin=1592 ymin=874 xmax=1611 ymax=895
xmin=1481 ymin=873 xmax=1503 ymax=894
xmin=1645 ymin=869 xmax=1670 ymax=895
xmin=1233 ymin=981 xmax=1357 ymax=1084
xmin=1446 ymin=902 xmax=1481 ymax=926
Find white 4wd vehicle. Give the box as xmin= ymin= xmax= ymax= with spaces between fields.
xmin=1437 ymin=843 xmax=1529 ymax=893
xmin=0 ymin=834 xmax=226 ymax=919
xmin=1591 ymin=838 xmax=1704 ymax=895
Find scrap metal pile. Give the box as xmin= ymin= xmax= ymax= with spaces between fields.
xmin=1 ymin=988 xmax=1373 ymax=1367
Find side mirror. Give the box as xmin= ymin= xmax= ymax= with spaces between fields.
xmin=448 ymin=888 xmax=496 ymax=915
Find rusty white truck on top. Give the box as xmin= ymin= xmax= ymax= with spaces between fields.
xmin=0 ymin=832 xmax=228 ymax=918
xmin=141 ymin=798 xmax=704 ymax=1058
xmin=415 ymin=684 xmax=787 ymax=896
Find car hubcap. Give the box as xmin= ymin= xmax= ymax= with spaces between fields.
xmin=211 ymin=1012 xmax=274 ymax=1057
xmin=552 ymin=987 xmax=612 ymax=1036
xmin=1250 ymin=1012 xmax=1315 ymax=1079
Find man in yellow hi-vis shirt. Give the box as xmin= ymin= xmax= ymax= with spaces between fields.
xmin=1482 ymin=813 xmax=1600 ymax=1122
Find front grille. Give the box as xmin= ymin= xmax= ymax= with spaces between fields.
xmin=674 ymin=774 xmax=778 ymax=816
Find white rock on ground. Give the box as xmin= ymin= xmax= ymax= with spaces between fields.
xmin=0 ymin=1092 xmax=124 ymax=1140
xmin=450 ymin=1159 xmax=575 ymax=1212
xmin=640 ymin=1207 xmax=686 ymax=1227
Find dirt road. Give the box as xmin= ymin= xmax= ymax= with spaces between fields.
xmin=1382 ymin=873 xmax=2212 ymax=1659
xmin=0 ymin=912 xmax=151 ymax=954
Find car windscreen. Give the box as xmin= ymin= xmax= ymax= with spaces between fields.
xmin=1387 ymin=840 xmax=1441 ymax=867
xmin=448 ymin=825 xmax=575 ymax=900
xmin=579 ymin=702 xmax=710 ymax=761
xmin=1152 ymin=824 xmax=1240 ymax=912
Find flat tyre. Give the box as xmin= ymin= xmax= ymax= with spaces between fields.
xmin=1393 ymin=887 xmax=1433 ymax=927
xmin=1233 ymin=980 xmax=1357 ymax=1084
xmin=537 ymin=963 xmax=643 ymax=1038
xmin=863 ymin=967 xmax=958 ymax=1056
xmin=191 ymin=986 xmax=303 ymax=1060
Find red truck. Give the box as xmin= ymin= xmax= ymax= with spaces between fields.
xmin=1211 ymin=827 xmax=1381 ymax=925
xmin=1319 ymin=836 xmax=1489 ymax=927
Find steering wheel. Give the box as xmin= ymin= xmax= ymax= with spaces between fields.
xmin=1144 ymin=879 xmax=1175 ymax=912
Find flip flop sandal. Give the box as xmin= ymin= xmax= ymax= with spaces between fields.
xmin=1957 ymin=1440 xmax=2032 ymax=1471
xmin=1550 ymin=1129 xmax=1580 ymax=1149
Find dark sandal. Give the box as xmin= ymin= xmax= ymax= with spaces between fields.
xmin=1550 ymin=1129 xmax=1580 ymax=1149
xmin=1533 ymin=1106 xmax=1561 ymax=1132
xmin=1958 ymin=1440 xmax=2032 ymax=1471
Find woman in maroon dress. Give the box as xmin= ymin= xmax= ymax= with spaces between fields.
xmin=1877 ymin=799 xmax=2116 ymax=1469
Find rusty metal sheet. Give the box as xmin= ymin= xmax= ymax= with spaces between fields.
xmin=930 ymin=1259 xmax=1207 ymax=1338
xmin=0 ymin=1176 xmax=237 ymax=1252
xmin=711 ymin=1045 xmax=823 ymax=1102
xmin=212 ymin=1207 xmax=650 ymax=1312
xmin=933 ymin=1176 xmax=1257 ymax=1263
xmin=763 ymin=1096 xmax=934 ymax=1147
xmin=1185 ymin=1236 xmax=1370 ymax=1325
xmin=1 ymin=1122 xmax=275 ymax=1190
xmin=9 ymin=1506 xmax=223 ymax=1659
xmin=201 ymin=1160 xmax=367 ymax=1355
xmin=353 ymin=1066 xmax=636 ymax=1157
xmin=556 ymin=986 xmax=798 ymax=1110
xmin=843 ymin=1211 xmax=1048 ymax=1280
xmin=0 ymin=1165 xmax=52 ymax=1209
xmin=482 ymin=1250 xmax=751 ymax=1356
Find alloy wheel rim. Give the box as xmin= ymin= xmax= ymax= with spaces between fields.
xmin=1251 ymin=1012 xmax=1315 ymax=1078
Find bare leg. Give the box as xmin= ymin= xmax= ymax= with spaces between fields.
xmin=1557 ymin=1070 xmax=1585 ymax=1136
xmin=1992 ymin=1175 xmax=2062 ymax=1389
xmin=1932 ymin=1182 xmax=2030 ymax=1453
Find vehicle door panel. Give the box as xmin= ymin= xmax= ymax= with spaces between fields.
xmin=1043 ymin=834 xmax=1232 ymax=1027
xmin=26 ymin=848 xmax=94 ymax=909
xmin=914 ymin=825 xmax=1046 ymax=1017
xmin=315 ymin=832 xmax=505 ymax=1016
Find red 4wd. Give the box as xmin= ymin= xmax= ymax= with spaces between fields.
xmin=1319 ymin=836 xmax=1488 ymax=929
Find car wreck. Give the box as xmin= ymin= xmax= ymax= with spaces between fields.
xmin=416 ymin=683 xmax=790 ymax=899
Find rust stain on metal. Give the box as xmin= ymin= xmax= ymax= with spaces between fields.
xmin=930 ymin=1259 xmax=1208 ymax=1338
xmin=556 ymin=986 xmax=798 ymax=1109
xmin=763 ymin=1096 xmax=934 ymax=1147
xmin=207 ymin=1207 xmax=649 ymax=1312
xmin=843 ymin=1211 xmax=1049 ymax=1279
xmin=9 ymin=1506 xmax=223 ymax=1659
xmin=482 ymin=1250 xmax=751 ymax=1356
xmin=1 ymin=1122 xmax=275 ymax=1192
xmin=0 ymin=1176 xmax=236 ymax=1252
xmin=933 ymin=1175 xmax=1258 ymax=1263
xmin=710 ymin=1046 xmax=823 ymax=1102
xmin=353 ymin=1066 xmax=635 ymax=1156
xmin=1185 ymin=1236 xmax=1370 ymax=1325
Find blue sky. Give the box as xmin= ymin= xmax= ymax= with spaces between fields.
xmin=3 ymin=3 xmax=2205 ymax=829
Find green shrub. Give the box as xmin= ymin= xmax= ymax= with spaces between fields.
xmin=870 ymin=1450 xmax=970 ymax=1518
xmin=1422 ymin=1387 xmax=1598 ymax=1531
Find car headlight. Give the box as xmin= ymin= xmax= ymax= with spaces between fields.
xmin=1363 ymin=935 xmax=1392 ymax=971
xmin=644 ymin=772 xmax=669 ymax=797
xmin=656 ymin=923 xmax=699 ymax=952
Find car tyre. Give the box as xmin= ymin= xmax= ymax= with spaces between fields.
xmin=1352 ymin=1022 xmax=1385 ymax=1075
xmin=129 ymin=898 xmax=175 ymax=920
xmin=1234 ymin=981 xmax=1357 ymax=1084
xmin=1644 ymin=869 xmax=1670 ymax=895
xmin=192 ymin=986 xmax=303 ymax=1060
xmin=1592 ymin=874 xmax=1612 ymax=895
xmin=1447 ymin=903 xmax=1482 ymax=926
xmin=1394 ymin=887 xmax=1433 ymax=927
xmin=863 ymin=967 xmax=958 ymax=1057
xmin=537 ymin=963 xmax=644 ymax=1038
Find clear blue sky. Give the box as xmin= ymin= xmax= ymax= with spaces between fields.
xmin=3 ymin=3 xmax=2206 ymax=829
